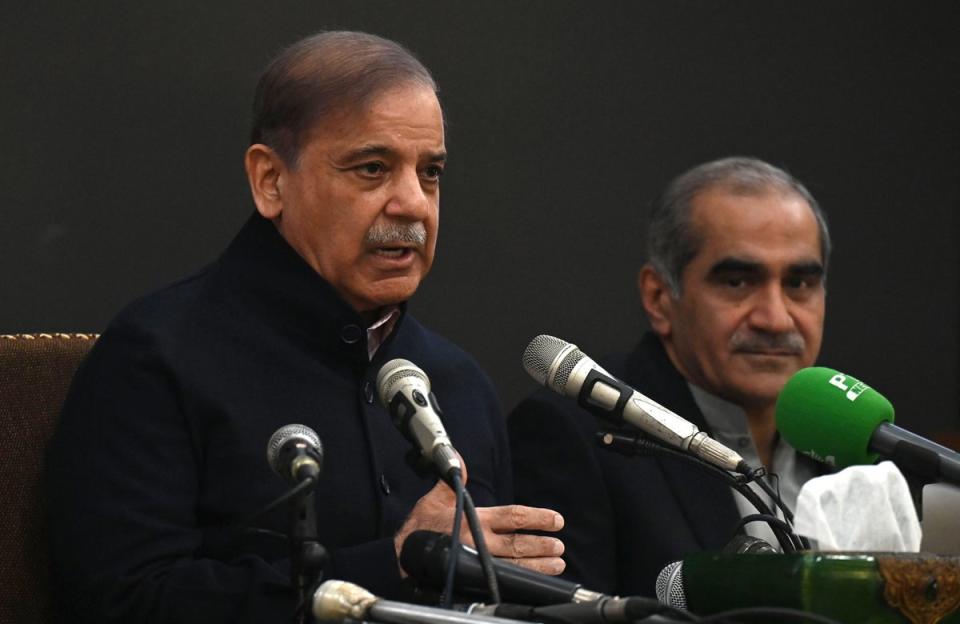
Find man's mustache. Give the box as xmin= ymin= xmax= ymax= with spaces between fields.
xmin=731 ymin=330 xmax=805 ymax=355
xmin=365 ymin=222 xmax=427 ymax=246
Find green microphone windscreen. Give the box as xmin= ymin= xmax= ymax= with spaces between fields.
xmin=775 ymin=367 xmax=895 ymax=468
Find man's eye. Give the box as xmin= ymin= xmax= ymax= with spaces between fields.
xmin=785 ymin=276 xmax=820 ymax=289
xmin=423 ymin=165 xmax=444 ymax=180
xmin=357 ymin=162 xmax=385 ymax=176
xmin=725 ymin=277 xmax=747 ymax=288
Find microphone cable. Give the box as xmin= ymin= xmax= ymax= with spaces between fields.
xmin=730 ymin=514 xmax=804 ymax=553
xmin=598 ymin=431 xmax=801 ymax=553
xmin=232 ymin=476 xmax=317 ymax=534
xmin=462 ymin=487 xmax=501 ymax=604
xmin=740 ymin=472 xmax=810 ymax=550
xmin=442 ymin=470 xmax=467 ymax=608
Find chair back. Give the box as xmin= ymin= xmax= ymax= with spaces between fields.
xmin=0 ymin=333 xmax=98 ymax=624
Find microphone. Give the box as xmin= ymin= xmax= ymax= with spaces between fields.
xmin=400 ymin=530 xmax=606 ymax=606
xmin=377 ymin=359 xmax=462 ymax=484
xmin=654 ymin=561 xmax=685 ymax=610
xmin=776 ymin=367 xmax=960 ymax=485
xmin=266 ymin=424 xmax=323 ymax=483
xmin=312 ymin=579 xmax=527 ymax=624
xmin=522 ymin=335 xmax=747 ymax=473
xmin=722 ymin=535 xmax=777 ymax=555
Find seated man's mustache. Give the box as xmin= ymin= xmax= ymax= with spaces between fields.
xmin=731 ymin=331 xmax=805 ymax=354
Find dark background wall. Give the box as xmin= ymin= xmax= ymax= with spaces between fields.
xmin=3 ymin=1 xmax=958 ymax=440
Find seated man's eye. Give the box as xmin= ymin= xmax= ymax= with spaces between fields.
xmin=786 ymin=275 xmax=820 ymax=289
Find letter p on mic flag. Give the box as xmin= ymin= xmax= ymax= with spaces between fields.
xmin=776 ymin=367 xmax=895 ymax=468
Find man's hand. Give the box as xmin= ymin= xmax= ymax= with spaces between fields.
xmin=394 ymin=479 xmax=565 ymax=577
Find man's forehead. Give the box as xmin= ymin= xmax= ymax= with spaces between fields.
xmin=686 ymin=187 xmax=823 ymax=266
xmin=304 ymin=87 xmax=445 ymax=156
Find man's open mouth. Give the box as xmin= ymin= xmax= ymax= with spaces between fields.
xmin=372 ymin=246 xmax=414 ymax=258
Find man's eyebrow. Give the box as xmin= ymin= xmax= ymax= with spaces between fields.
xmin=787 ymin=261 xmax=825 ymax=276
xmin=339 ymin=145 xmax=447 ymax=163
xmin=708 ymin=257 xmax=764 ymax=275
xmin=340 ymin=145 xmax=394 ymax=161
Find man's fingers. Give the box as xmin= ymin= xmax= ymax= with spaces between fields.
xmin=486 ymin=532 xmax=564 ymax=559
xmin=478 ymin=505 xmax=564 ymax=532
xmin=502 ymin=556 xmax=566 ymax=576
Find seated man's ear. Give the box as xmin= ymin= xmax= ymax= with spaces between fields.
xmin=639 ymin=264 xmax=675 ymax=338
xmin=245 ymin=144 xmax=286 ymax=219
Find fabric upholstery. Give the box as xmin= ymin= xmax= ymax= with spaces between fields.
xmin=0 ymin=333 xmax=97 ymax=624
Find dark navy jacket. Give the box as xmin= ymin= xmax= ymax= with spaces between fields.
xmin=46 ymin=213 xmax=511 ymax=623
xmin=510 ymin=333 xmax=746 ymax=597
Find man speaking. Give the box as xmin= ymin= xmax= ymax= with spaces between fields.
xmin=509 ymin=157 xmax=831 ymax=596
xmin=46 ymin=31 xmax=563 ymax=623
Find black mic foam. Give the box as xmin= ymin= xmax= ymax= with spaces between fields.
xmin=400 ymin=530 xmax=605 ymax=606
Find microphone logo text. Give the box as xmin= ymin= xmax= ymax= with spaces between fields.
xmin=828 ymin=373 xmax=869 ymax=402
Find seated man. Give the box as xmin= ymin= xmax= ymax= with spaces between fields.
xmin=45 ymin=31 xmax=563 ymax=624
xmin=509 ymin=157 xmax=831 ymax=597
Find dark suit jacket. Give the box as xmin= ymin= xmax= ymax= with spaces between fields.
xmin=45 ymin=213 xmax=511 ymax=623
xmin=509 ymin=332 xmax=749 ymax=597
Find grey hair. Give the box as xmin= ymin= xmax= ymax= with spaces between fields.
xmin=250 ymin=30 xmax=438 ymax=166
xmin=646 ymin=156 xmax=831 ymax=295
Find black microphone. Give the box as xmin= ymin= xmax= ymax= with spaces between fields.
xmin=400 ymin=530 xmax=607 ymax=606
xmin=377 ymin=359 xmax=462 ymax=484
xmin=531 ymin=597 xmax=681 ymax=624
xmin=523 ymin=335 xmax=747 ymax=473
xmin=266 ymin=424 xmax=323 ymax=483
xmin=722 ymin=534 xmax=777 ymax=555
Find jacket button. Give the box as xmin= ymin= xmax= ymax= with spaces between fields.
xmin=340 ymin=324 xmax=362 ymax=344
xmin=363 ymin=381 xmax=375 ymax=404
xmin=379 ymin=473 xmax=391 ymax=495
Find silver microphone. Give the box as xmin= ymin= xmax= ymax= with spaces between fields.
xmin=654 ymin=560 xmax=686 ymax=609
xmin=313 ymin=579 xmax=526 ymax=624
xmin=377 ymin=358 xmax=462 ymax=483
xmin=266 ymin=424 xmax=323 ymax=483
xmin=522 ymin=335 xmax=746 ymax=473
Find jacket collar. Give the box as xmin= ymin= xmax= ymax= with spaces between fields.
xmin=216 ymin=212 xmax=406 ymax=368
xmin=623 ymin=332 xmax=742 ymax=549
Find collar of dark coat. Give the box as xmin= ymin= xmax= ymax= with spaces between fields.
xmin=214 ymin=212 xmax=408 ymax=368
xmin=617 ymin=331 xmax=743 ymax=549
xmin=618 ymin=332 xmax=830 ymax=548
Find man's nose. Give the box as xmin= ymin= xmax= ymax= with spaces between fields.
xmin=748 ymin=283 xmax=796 ymax=334
xmin=383 ymin=167 xmax=431 ymax=221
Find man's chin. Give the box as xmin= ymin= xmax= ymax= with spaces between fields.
xmin=735 ymin=351 xmax=802 ymax=373
xmin=352 ymin=277 xmax=423 ymax=313
xmin=725 ymin=360 xmax=802 ymax=405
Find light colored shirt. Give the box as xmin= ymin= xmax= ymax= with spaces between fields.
xmin=367 ymin=307 xmax=401 ymax=360
xmin=688 ymin=383 xmax=817 ymax=551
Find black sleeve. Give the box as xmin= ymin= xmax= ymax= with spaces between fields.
xmin=43 ymin=323 xmax=414 ymax=621
xmin=44 ymin=325 xmax=300 ymax=624
xmin=507 ymin=391 xmax=619 ymax=595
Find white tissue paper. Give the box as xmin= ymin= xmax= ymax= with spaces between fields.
xmin=793 ymin=461 xmax=921 ymax=552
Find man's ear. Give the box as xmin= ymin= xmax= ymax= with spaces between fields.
xmin=244 ymin=144 xmax=285 ymax=219
xmin=639 ymin=264 xmax=675 ymax=338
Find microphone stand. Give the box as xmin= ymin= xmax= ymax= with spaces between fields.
xmin=290 ymin=476 xmax=328 ymax=624
xmin=597 ymin=430 xmax=803 ymax=553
